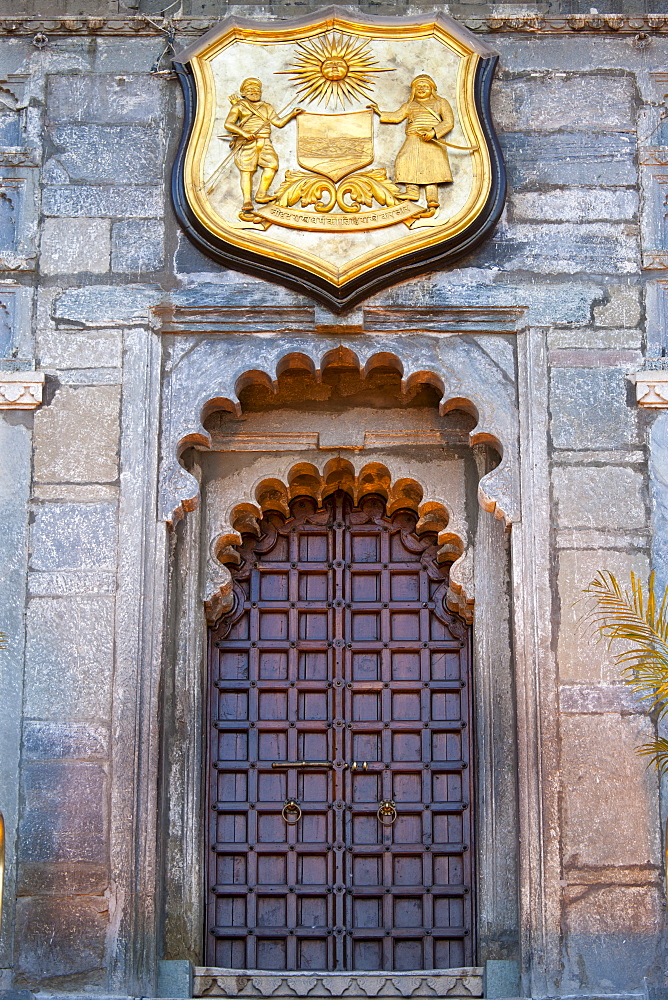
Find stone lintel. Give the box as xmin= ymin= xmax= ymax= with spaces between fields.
xmin=630 ymin=370 xmax=668 ymax=408
xmin=0 ymin=371 xmax=45 ymax=410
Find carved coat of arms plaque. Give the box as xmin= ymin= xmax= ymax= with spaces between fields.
xmin=172 ymin=7 xmax=505 ymax=310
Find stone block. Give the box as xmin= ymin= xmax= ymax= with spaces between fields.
xmin=563 ymin=884 xmax=663 ymax=992
xmin=40 ymin=218 xmax=110 ymax=275
xmin=593 ymin=284 xmax=642 ymax=328
xmin=19 ymin=761 xmax=107 ymax=864
xmin=37 ymin=328 xmax=122 ymax=369
xmin=493 ymin=75 xmax=635 ymax=132
xmin=112 ymin=219 xmax=164 ymax=273
xmin=24 ymin=596 xmax=113 ymax=722
xmin=484 ymin=960 xmax=520 ymax=999
xmin=561 ymin=713 xmax=660 ymax=868
xmin=27 ymin=571 xmax=116 ymax=597
xmin=47 ymin=73 xmax=162 ymax=124
xmin=53 ymin=285 xmax=160 ymax=325
xmin=484 ymin=222 xmax=638 ymax=275
xmin=553 ymin=466 xmax=646 ymax=530
xmin=33 ymin=385 xmax=120 ymax=484
xmin=557 ymin=549 xmax=650 ymax=685
xmin=94 ymin=38 xmax=165 ymax=73
xmin=157 ymin=960 xmax=194 ymax=998
xmin=550 ymin=367 xmax=639 ymax=450
xmin=547 ymin=326 xmax=642 ymax=350
xmin=42 ymin=185 xmax=162 ymax=219
xmin=501 ymin=131 xmax=636 ymax=189
xmin=22 ymin=721 xmax=108 ymax=760
xmin=49 ymin=125 xmax=163 ymax=184
xmin=17 ymin=862 xmax=109 ymax=897
xmin=15 ymin=896 xmax=107 ymax=982
xmin=511 ymin=188 xmax=637 ymax=224
xmin=30 ymin=502 xmax=117 ymax=571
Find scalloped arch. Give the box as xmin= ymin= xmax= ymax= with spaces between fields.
xmin=164 ymin=348 xmax=517 ymax=530
xmin=204 ymin=459 xmax=474 ymax=628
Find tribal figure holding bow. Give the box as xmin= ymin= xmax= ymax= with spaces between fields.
xmin=223 ymin=78 xmax=303 ymax=220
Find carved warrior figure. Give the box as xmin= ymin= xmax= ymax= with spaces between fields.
xmin=369 ymin=74 xmax=455 ymax=216
xmin=223 ymin=78 xmax=302 ymax=220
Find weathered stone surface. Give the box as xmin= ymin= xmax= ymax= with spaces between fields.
xmin=548 ymin=326 xmax=642 ymax=350
xmin=17 ymin=862 xmax=109 ymax=897
xmin=47 ymin=73 xmax=162 ymax=123
xmin=493 ymin=75 xmax=635 ymax=132
xmin=112 ymin=219 xmax=164 ymax=273
xmin=557 ymin=549 xmax=650 ymax=685
xmin=593 ymin=283 xmax=642 ymax=328
xmin=550 ymin=367 xmax=639 ymax=450
xmin=53 ymin=285 xmax=160 ymax=325
xmin=30 ymin=502 xmax=117 ymax=571
xmin=15 ymin=896 xmax=107 ymax=981
xmin=58 ymin=368 xmax=122 ymax=385
xmin=40 ymin=218 xmax=110 ymax=275
xmin=42 ymin=185 xmax=162 ymax=219
xmin=19 ymin=762 xmax=107 ymax=863
xmin=49 ymin=125 xmax=163 ymax=184
xmin=27 ymin=570 xmax=117 ymax=597
xmin=37 ymin=328 xmax=122 ymax=369
xmin=485 ymin=222 xmax=638 ymax=275
xmin=553 ymin=466 xmax=646 ymax=530
xmin=33 ymin=385 xmax=120 ymax=483
xmin=501 ymin=131 xmax=636 ymax=189
xmin=94 ymin=37 xmax=165 ymax=73
xmin=562 ymin=884 xmax=663 ymax=992
xmin=22 ymin=721 xmax=108 ymax=760
xmin=511 ymin=188 xmax=637 ymax=224
xmin=24 ymin=596 xmax=114 ymax=722
xmin=560 ymin=713 xmax=660 ymax=867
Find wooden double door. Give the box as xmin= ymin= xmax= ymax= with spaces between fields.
xmin=206 ymin=491 xmax=474 ymax=972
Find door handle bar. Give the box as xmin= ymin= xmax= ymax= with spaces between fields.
xmin=271 ymin=761 xmax=333 ymax=769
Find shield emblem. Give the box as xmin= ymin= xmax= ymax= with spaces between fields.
xmin=172 ymin=7 xmax=505 ymax=311
xmin=297 ymin=111 xmax=374 ymax=182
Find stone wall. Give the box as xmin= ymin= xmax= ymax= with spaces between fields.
xmin=0 ymin=10 xmax=667 ymax=1000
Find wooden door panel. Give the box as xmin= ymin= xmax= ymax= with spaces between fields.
xmin=207 ymin=491 xmax=473 ymax=971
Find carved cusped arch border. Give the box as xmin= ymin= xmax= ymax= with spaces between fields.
xmin=204 ymin=458 xmax=474 ymax=628
xmin=159 ymin=344 xmax=520 ymax=531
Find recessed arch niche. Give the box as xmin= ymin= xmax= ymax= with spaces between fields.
xmin=159 ymin=345 xmax=520 ymax=979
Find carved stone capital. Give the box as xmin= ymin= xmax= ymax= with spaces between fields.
xmin=0 ymin=371 xmax=44 ymax=409
xmin=631 ymin=370 xmax=668 ymax=407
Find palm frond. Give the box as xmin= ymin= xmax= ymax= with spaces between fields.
xmin=0 ymin=631 xmax=6 ymax=651
xmin=634 ymin=738 xmax=668 ymax=773
xmin=581 ymin=571 xmax=668 ymax=721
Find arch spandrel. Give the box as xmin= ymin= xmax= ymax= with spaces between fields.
xmin=158 ymin=338 xmax=520 ymax=528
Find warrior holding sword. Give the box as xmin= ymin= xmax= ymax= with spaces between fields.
xmin=223 ymin=77 xmax=303 ymax=221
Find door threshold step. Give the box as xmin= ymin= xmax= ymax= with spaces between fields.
xmin=193 ymin=967 xmax=484 ymax=999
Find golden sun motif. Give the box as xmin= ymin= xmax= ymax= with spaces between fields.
xmin=277 ymin=33 xmax=394 ymax=108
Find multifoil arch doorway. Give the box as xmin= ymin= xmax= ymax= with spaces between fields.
xmin=206 ymin=489 xmax=474 ymax=972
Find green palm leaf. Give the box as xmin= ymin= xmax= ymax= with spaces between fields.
xmin=581 ymin=571 xmax=668 ymax=769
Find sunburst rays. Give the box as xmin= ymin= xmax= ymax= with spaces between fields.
xmin=277 ymin=33 xmax=393 ymax=109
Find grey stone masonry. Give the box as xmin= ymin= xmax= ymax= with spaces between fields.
xmin=0 ymin=11 xmax=665 ymax=1000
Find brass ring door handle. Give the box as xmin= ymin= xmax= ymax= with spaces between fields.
xmin=282 ymin=799 xmax=302 ymax=825
xmin=377 ymin=800 xmax=397 ymax=826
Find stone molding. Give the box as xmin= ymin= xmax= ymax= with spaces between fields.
xmin=0 ymin=14 xmax=666 ymax=35
xmin=631 ymin=370 xmax=668 ymax=407
xmin=193 ymin=968 xmax=484 ymax=999
xmin=159 ymin=345 xmax=520 ymax=530
xmin=0 ymin=371 xmax=44 ymax=409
